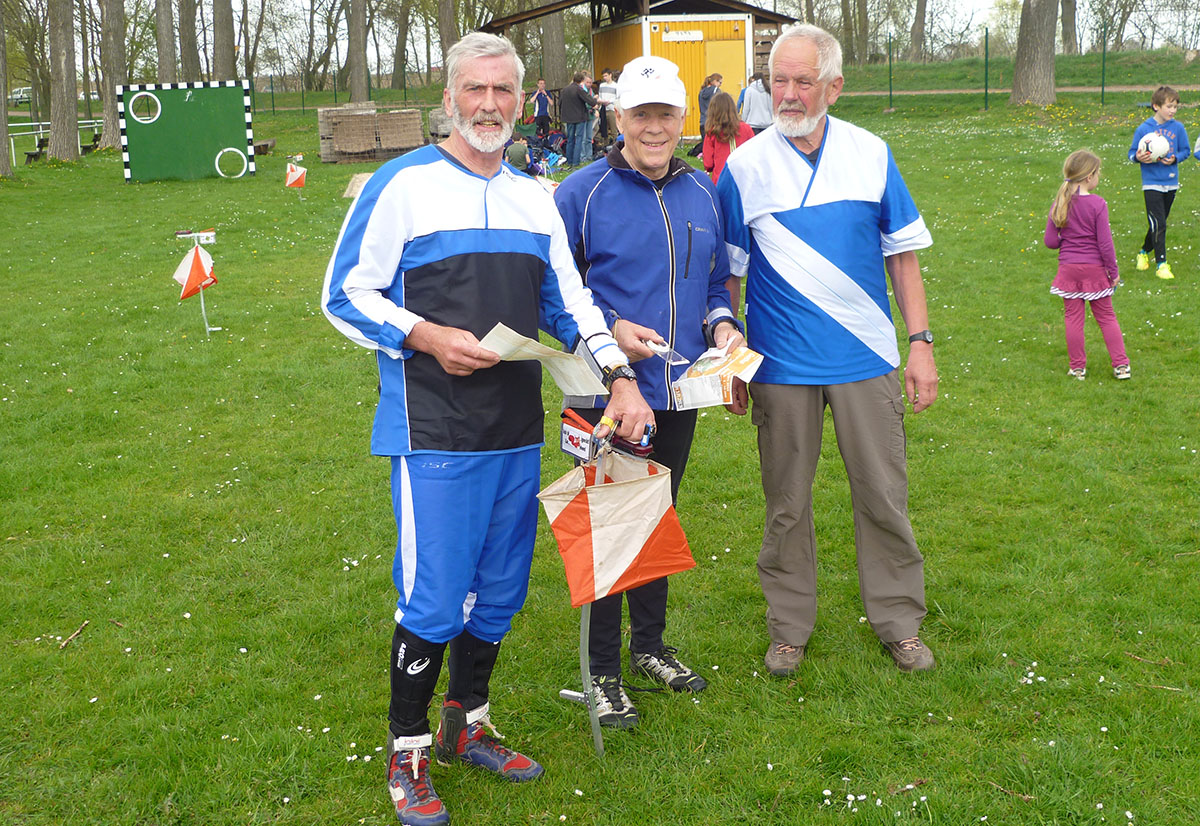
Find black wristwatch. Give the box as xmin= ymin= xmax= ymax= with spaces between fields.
xmin=908 ymin=330 xmax=934 ymax=345
xmin=602 ymin=364 xmax=638 ymax=390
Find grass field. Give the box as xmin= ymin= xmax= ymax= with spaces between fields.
xmin=2 ymin=90 xmax=1199 ymax=825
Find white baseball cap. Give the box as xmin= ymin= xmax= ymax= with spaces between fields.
xmin=616 ymin=56 xmax=687 ymax=110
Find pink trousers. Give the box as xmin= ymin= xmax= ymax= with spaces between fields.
xmin=1063 ymin=296 xmax=1128 ymax=370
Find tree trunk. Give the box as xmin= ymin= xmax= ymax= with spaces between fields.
xmin=855 ymin=0 xmax=868 ymax=64
xmin=908 ymin=0 xmax=926 ymax=61
xmin=839 ymin=0 xmax=856 ymax=64
xmin=178 ymin=0 xmax=200 ymax=79
xmin=0 ymin=0 xmax=11 ymax=178
xmin=1010 ymin=0 xmax=1057 ymax=106
xmin=99 ymin=0 xmax=126 ymax=148
xmin=804 ymin=0 xmax=814 ymax=24
xmin=541 ymin=12 xmax=567 ymax=88
xmin=436 ymin=0 xmax=457 ymax=78
xmin=78 ymin=0 xmax=94 ymax=118
xmin=156 ymin=0 xmax=177 ymax=81
xmin=213 ymin=0 xmax=236 ymax=78
xmin=390 ymin=0 xmax=412 ymax=90
xmin=348 ymin=0 xmax=368 ymax=100
xmin=49 ymin=0 xmax=79 ymax=161
xmin=1060 ymin=0 xmax=1077 ymax=54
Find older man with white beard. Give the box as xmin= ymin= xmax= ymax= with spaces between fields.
xmin=716 ymin=24 xmax=940 ymax=680
xmin=323 ymin=31 xmax=653 ymax=826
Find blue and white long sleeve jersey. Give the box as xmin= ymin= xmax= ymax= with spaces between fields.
xmin=1128 ymin=116 xmax=1190 ymax=189
xmin=717 ymin=119 xmax=931 ymax=386
xmin=323 ymin=145 xmax=623 ymax=456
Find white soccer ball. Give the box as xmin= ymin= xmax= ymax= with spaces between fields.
xmin=1139 ymin=133 xmax=1170 ymax=162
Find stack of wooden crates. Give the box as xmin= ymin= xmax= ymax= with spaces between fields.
xmin=318 ymin=102 xmax=425 ymax=163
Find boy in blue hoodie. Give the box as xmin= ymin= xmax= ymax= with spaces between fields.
xmin=1129 ymin=85 xmax=1190 ymax=279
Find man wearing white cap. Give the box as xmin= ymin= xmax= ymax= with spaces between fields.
xmin=554 ymin=55 xmax=743 ymax=729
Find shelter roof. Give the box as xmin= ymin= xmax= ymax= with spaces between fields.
xmin=481 ymin=0 xmax=796 ymax=34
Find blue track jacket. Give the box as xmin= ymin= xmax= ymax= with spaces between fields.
xmin=554 ymin=145 xmax=737 ymax=409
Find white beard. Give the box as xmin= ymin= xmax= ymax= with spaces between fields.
xmin=452 ymin=101 xmax=515 ymax=153
xmin=775 ymin=106 xmax=826 ymax=140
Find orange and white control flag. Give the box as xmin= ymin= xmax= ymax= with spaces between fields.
xmin=538 ymin=452 xmax=694 ymax=608
xmin=285 ymin=162 xmax=307 ymax=188
xmin=172 ymin=244 xmax=216 ymax=300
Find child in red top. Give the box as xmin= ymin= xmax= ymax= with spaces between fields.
xmin=1043 ymin=149 xmax=1130 ymax=380
xmin=701 ymin=92 xmax=754 ymax=185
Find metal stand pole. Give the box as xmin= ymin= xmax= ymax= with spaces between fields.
xmin=579 ymin=602 xmax=604 ymax=756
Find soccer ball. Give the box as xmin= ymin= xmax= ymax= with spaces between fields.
xmin=1139 ymin=133 xmax=1170 ymax=162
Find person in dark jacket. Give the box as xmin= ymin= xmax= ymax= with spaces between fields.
xmin=554 ymin=55 xmax=743 ymax=730
xmin=697 ymin=72 xmax=721 ymax=131
xmin=559 ymin=71 xmax=597 ymax=166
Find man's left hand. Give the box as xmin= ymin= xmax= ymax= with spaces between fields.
xmin=712 ymin=320 xmax=745 ymax=352
xmin=598 ymin=378 xmax=655 ymax=442
xmin=904 ymin=345 xmax=938 ymax=413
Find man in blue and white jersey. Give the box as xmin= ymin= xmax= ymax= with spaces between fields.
xmin=716 ymin=24 xmax=940 ymax=679
xmin=322 ymin=32 xmax=653 ymax=826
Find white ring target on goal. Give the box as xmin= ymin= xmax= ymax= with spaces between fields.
xmin=214 ymin=147 xmax=249 ymax=178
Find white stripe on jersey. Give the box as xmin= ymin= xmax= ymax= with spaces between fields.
xmin=755 ymin=214 xmax=900 ymax=368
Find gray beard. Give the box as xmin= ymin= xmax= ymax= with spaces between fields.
xmin=452 ymin=102 xmax=514 ymax=154
xmin=775 ymin=108 xmax=825 ymax=140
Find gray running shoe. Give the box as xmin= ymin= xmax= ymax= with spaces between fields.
xmin=589 ymin=674 xmax=638 ymax=729
xmin=631 ymin=646 xmax=708 ymax=692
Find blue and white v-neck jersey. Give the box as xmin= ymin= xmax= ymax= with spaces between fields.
xmin=323 ymin=144 xmax=621 ymax=455
xmin=717 ymin=118 xmax=932 ymax=385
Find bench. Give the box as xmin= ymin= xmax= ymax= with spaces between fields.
xmin=253 ymin=138 xmax=276 ymax=156
xmin=80 ymin=133 xmax=102 ymax=155
xmin=25 ymin=136 xmax=49 ymax=164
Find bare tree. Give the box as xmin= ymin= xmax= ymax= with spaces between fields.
xmin=1060 ymin=0 xmax=1077 ymax=53
xmin=178 ymin=0 xmax=200 ymax=78
xmin=348 ymin=0 xmax=367 ymax=98
xmin=48 ymin=0 xmax=79 ymax=160
xmin=540 ymin=12 xmax=566 ymax=88
xmin=155 ymin=0 xmax=177 ymax=79
xmin=98 ymin=0 xmax=124 ymax=147
xmin=213 ymin=0 xmax=236 ymax=77
xmin=240 ymin=0 xmax=267 ymax=81
xmin=839 ymin=0 xmax=856 ymax=63
xmin=389 ymin=0 xmax=413 ymax=89
xmin=77 ymin=0 xmax=95 ymax=117
xmin=908 ymin=0 xmax=926 ymax=60
xmin=435 ymin=0 xmax=457 ymax=72
xmin=0 ymin=0 xmax=11 ymax=178
xmin=1010 ymin=0 xmax=1056 ymax=105
xmin=854 ymin=0 xmax=868 ymax=61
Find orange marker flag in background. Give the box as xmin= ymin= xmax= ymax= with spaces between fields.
xmin=173 ymin=244 xmax=216 ymax=300
xmin=286 ymin=162 xmax=307 ymax=188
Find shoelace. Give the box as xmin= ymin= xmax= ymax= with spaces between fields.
xmin=595 ymin=677 xmax=628 ymax=708
xmin=653 ymin=646 xmax=691 ymax=674
xmin=465 ymin=719 xmax=526 ymax=764
xmin=773 ymin=643 xmax=801 ymax=656
xmin=395 ymin=750 xmax=435 ymax=800
xmin=894 ymin=637 xmax=922 ymax=652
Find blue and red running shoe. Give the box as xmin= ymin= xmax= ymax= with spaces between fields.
xmin=434 ymin=701 xmax=544 ymax=782
xmin=387 ymin=735 xmax=449 ymax=826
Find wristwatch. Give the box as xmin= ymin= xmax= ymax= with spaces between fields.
xmin=602 ymin=364 xmax=638 ymax=390
xmin=908 ymin=330 xmax=934 ymax=345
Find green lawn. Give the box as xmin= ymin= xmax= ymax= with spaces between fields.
xmin=2 ymin=92 xmax=1198 ymax=825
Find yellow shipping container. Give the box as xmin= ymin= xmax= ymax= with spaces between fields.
xmin=592 ymin=14 xmax=753 ymax=139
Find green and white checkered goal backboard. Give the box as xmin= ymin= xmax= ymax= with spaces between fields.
xmin=118 ymin=81 xmax=256 ymax=182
